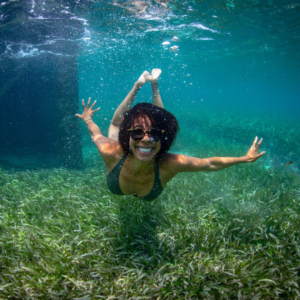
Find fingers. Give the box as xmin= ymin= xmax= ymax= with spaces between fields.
xmin=92 ymin=107 xmax=101 ymax=113
xmin=90 ymin=101 xmax=100 ymax=116
xmin=87 ymin=97 xmax=91 ymax=108
xmin=249 ymin=137 xmax=257 ymax=150
xmin=250 ymin=150 xmax=265 ymax=162
xmin=252 ymin=137 xmax=263 ymax=148
xmin=252 ymin=136 xmax=258 ymax=145
xmin=79 ymin=97 xmax=99 ymax=119
xmin=247 ymin=137 xmax=265 ymax=162
xmin=90 ymin=100 xmax=97 ymax=110
xmin=254 ymin=151 xmax=265 ymax=161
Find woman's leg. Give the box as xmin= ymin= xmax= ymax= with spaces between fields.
xmin=150 ymin=68 xmax=164 ymax=108
xmin=108 ymin=71 xmax=151 ymax=141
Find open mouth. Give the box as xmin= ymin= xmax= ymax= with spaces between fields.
xmin=136 ymin=146 xmax=155 ymax=155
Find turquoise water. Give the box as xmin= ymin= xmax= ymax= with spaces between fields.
xmin=0 ymin=1 xmax=299 ymax=168
xmin=76 ymin=1 xmax=300 ymax=173
xmin=1 ymin=1 xmax=299 ymax=170
xmin=78 ymin=1 xmax=300 ymax=117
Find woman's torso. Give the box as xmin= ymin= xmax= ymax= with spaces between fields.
xmin=107 ymin=154 xmax=163 ymax=198
xmin=103 ymin=144 xmax=177 ymax=198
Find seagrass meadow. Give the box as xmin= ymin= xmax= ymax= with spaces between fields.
xmin=1 ymin=111 xmax=300 ymax=299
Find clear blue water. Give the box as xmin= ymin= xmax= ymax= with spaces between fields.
xmin=77 ymin=0 xmax=300 ymax=117
xmin=0 ymin=0 xmax=299 ymax=170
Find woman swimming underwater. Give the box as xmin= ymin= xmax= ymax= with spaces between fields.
xmin=75 ymin=69 xmax=265 ymax=201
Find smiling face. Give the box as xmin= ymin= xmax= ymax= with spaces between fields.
xmin=129 ymin=116 xmax=161 ymax=162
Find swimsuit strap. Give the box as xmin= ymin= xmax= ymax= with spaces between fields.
xmin=106 ymin=154 xmax=127 ymax=195
xmin=107 ymin=154 xmax=163 ymax=200
xmin=140 ymin=160 xmax=163 ymax=201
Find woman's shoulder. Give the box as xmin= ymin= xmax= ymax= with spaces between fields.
xmin=98 ymin=138 xmax=123 ymax=155
xmin=157 ymin=153 xmax=186 ymax=186
xmin=97 ymin=139 xmax=125 ymax=168
xmin=158 ymin=152 xmax=187 ymax=166
xmin=158 ymin=152 xmax=195 ymax=173
xmin=158 ymin=152 xmax=186 ymax=173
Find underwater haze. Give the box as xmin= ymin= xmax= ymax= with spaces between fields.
xmin=1 ymin=0 xmax=300 ymax=299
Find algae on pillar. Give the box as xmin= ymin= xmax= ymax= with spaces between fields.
xmin=55 ymin=56 xmax=83 ymax=169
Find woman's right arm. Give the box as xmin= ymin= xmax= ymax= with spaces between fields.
xmin=75 ymin=97 xmax=102 ymax=141
xmin=75 ymin=98 xmax=121 ymax=163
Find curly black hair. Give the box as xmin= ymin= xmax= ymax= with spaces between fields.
xmin=118 ymin=103 xmax=179 ymax=159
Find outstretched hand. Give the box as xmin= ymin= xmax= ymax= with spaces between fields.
xmin=245 ymin=137 xmax=265 ymax=162
xmin=75 ymin=97 xmax=100 ymax=122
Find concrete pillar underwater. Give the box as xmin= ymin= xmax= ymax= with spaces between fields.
xmin=55 ymin=56 xmax=83 ymax=169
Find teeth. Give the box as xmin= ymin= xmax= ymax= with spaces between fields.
xmin=138 ymin=147 xmax=152 ymax=153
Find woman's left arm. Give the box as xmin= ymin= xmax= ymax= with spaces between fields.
xmin=173 ymin=137 xmax=265 ymax=173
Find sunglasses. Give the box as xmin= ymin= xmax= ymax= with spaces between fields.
xmin=127 ymin=128 xmax=165 ymax=142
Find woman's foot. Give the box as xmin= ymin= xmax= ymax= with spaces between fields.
xmin=150 ymin=68 xmax=162 ymax=82
xmin=136 ymin=71 xmax=151 ymax=86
